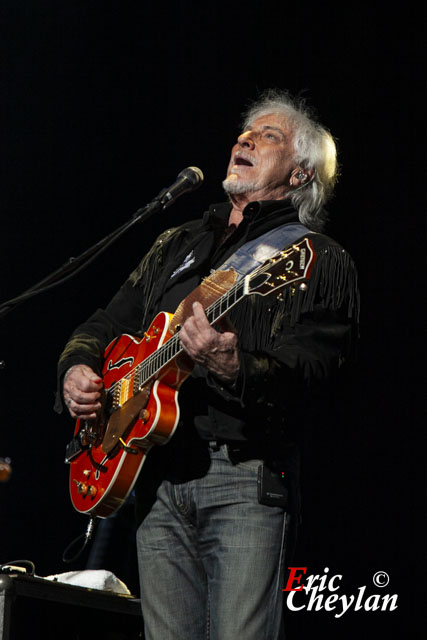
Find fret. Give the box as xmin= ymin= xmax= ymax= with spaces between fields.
xmin=150 ymin=356 xmax=157 ymax=377
xmin=207 ymin=307 xmax=218 ymax=323
xmin=219 ymin=296 xmax=228 ymax=315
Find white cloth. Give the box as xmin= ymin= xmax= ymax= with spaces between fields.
xmin=44 ymin=569 xmax=131 ymax=595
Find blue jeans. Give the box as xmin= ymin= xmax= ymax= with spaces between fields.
xmin=136 ymin=445 xmax=289 ymax=639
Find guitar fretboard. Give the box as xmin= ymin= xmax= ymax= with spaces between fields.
xmin=133 ymin=278 xmax=247 ymax=390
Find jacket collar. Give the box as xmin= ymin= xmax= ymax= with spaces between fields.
xmin=203 ymin=200 xmax=300 ymax=237
xmin=204 ymin=199 xmax=298 ymax=224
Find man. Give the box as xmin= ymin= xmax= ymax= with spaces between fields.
xmin=57 ymin=90 xmax=359 ymax=639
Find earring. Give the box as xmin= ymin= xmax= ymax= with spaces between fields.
xmin=296 ymin=170 xmax=306 ymax=180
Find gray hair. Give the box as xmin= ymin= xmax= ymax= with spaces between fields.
xmin=242 ymin=89 xmax=338 ymax=231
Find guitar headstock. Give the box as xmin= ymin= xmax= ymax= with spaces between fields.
xmin=247 ymin=237 xmax=316 ymax=297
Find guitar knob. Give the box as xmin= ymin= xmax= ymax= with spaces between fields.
xmin=140 ymin=409 xmax=150 ymax=423
xmin=74 ymin=480 xmax=88 ymax=494
xmin=87 ymin=485 xmax=97 ymax=497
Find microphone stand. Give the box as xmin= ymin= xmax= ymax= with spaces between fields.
xmin=0 ymin=196 xmax=164 ymax=324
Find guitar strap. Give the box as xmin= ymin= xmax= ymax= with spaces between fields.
xmin=217 ymin=222 xmax=309 ymax=281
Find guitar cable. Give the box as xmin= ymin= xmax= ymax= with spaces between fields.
xmin=62 ymin=516 xmax=97 ymax=564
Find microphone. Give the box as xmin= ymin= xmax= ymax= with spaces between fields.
xmin=157 ymin=166 xmax=204 ymax=209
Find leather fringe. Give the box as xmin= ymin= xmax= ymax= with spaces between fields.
xmin=228 ymin=245 xmax=360 ymax=354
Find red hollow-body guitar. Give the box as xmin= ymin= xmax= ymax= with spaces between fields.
xmin=66 ymin=237 xmax=316 ymax=518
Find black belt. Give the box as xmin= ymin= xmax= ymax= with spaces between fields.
xmin=206 ymin=439 xmax=263 ymax=464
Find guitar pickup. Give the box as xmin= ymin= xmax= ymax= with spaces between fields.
xmin=64 ymin=437 xmax=84 ymax=464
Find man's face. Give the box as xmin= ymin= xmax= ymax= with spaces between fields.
xmin=223 ymin=113 xmax=297 ymax=201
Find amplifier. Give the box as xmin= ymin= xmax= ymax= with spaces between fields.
xmin=0 ymin=573 xmax=143 ymax=640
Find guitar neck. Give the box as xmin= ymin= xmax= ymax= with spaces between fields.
xmin=116 ymin=236 xmax=314 ymax=395
xmin=136 ymin=276 xmax=248 ymax=387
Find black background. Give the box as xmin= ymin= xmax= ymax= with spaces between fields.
xmin=0 ymin=2 xmax=423 ymax=637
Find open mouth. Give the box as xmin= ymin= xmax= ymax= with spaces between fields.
xmin=234 ymin=155 xmax=254 ymax=167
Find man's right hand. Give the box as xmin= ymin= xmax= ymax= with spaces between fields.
xmin=63 ymin=364 xmax=104 ymax=420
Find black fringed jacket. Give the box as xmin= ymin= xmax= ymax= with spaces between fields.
xmin=57 ymin=200 xmax=359 ymax=500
